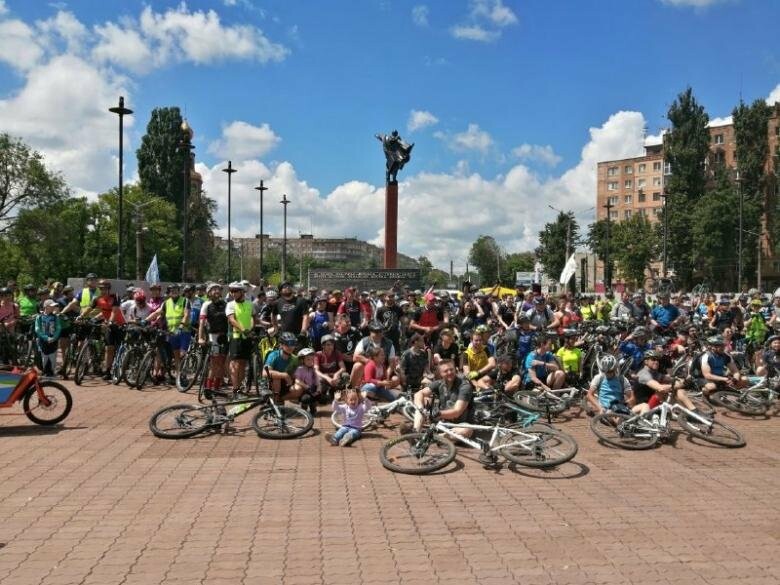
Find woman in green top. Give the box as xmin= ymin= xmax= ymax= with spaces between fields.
xmin=555 ymin=330 xmax=583 ymax=380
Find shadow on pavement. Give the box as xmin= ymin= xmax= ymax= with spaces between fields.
xmin=507 ymin=460 xmax=590 ymax=480
xmin=0 ymin=424 xmax=88 ymax=436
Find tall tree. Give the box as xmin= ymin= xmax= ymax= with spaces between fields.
xmin=536 ymin=211 xmax=578 ymax=283
xmin=0 ymin=134 xmax=69 ymax=233
xmin=136 ymin=107 xmax=189 ymax=212
xmin=611 ymin=215 xmax=657 ymax=288
xmin=664 ymin=87 xmax=710 ymax=288
xmin=468 ymin=235 xmax=503 ymax=286
xmin=733 ymin=99 xmax=771 ymax=286
xmin=504 ymin=252 xmax=535 ymax=285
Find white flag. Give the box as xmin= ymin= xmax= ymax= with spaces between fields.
xmin=145 ymin=254 xmax=160 ymax=285
xmin=559 ymin=254 xmax=577 ymax=285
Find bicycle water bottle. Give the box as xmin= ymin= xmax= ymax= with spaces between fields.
xmin=228 ymin=402 xmax=252 ymax=416
xmin=651 ymin=414 xmax=660 ymax=427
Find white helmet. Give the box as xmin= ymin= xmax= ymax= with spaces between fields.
xmin=298 ymin=347 xmax=315 ymax=358
xmin=598 ymin=354 xmax=617 ymax=373
xmin=228 ymin=281 xmax=243 ymax=291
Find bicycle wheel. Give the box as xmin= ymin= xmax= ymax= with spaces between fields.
xmin=110 ymin=348 xmax=125 ymax=385
xmin=251 ymin=404 xmax=313 ymax=439
xmin=23 ymin=381 xmax=73 ymax=425
xmin=135 ymin=351 xmax=155 ymax=390
xmin=176 ymin=349 xmax=201 ymax=393
xmin=149 ymin=404 xmax=215 ymax=439
xmin=678 ymin=414 xmax=746 ymax=447
xmin=513 ymin=390 xmax=568 ymax=416
xmin=710 ymin=390 xmax=768 ymax=416
xmin=499 ymin=425 xmax=578 ymax=468
xmin=61 ymin=341 xmax=77 ymax=379
xmin=122 ymin=348 xmax=143 ymax=388
xmin=331 ymin=408 xmax=374 ymax=431
xmin=379 ymin=432 xmax=456 ymax=474
xmin=73 ymin=344 xmax=93 ymax=385
xmin=589 ymin=411 xmax=659 ymax=450
xmin=689 ymin=397 xmax=716 ymax=417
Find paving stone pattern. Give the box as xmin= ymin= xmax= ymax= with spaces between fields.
xmin=0 ymin=380 xmax=778 ymax=585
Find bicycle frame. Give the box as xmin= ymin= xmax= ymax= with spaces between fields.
xmin=0 ymin=368 xmax=49 ymax=412
xmin=614 ymin=400 xmax=713 ymax=439
xmin=433 ymin=420 xmax=542 ymax=455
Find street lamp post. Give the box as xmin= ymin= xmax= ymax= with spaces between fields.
xmin=603 ymin=201 xmax=614 ymax=290
xmin=108 ymin=96 xmax=133 ymax=279
xmin=280 ymin=194 xmax=290 ymax=283
xmin=736 ymin=171 xmax=743 ymax=291
xmin=254 ymin=180 xmax=268 ymax=278
xmin=179 ymin=122 xmax=194 ymax=282
xmin=660 ymin=190 xmax=669 ymax=278
xmin=129 ymin=200 xmax=154 ymax=281
xmin=222 ymin=161 xmax=237 ymax=281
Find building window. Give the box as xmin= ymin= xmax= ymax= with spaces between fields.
xmin=638 ymin=209 xmax=647 ymax=217
xmin=608 ymin=196 xmax=619 ymax=206
xmin=607 ymin=166 xmax=618 ymax=176
xmin=664 ymin=162 xmax=671 ymax=175
xmin=609 ymin=210 xmax=618 ymax=220
xmin=608 ymin=182 xmax=618 ymax=191
xmin=653 ymin=162 xmax=662 ymax=171
xmin=713 ymin=150 xmax=725 ymax=165
xmin=624 ymin=165 xmax=633 ymax=174
xmin=637 ymin=178 xmax=646 ymax=188
xmin=624 ymin=180 xmax=632 ymax=189
xmin=652 ymin=177 xmax=662 ymax=187
xmin=638 ymin=191 xmax=646 ymax=202
xmin=652 ymin=192 xmax=661 ymax=201
xmin=775 ymin=126 xmax=780 ymax=136
xmin=624 ymin=210 xmax=632 ymax=219
xmin=638 ymin=163 xmax=646 ymax=173
xmin=714 ymin=134 xmax=724 ymax=145
xmin=624 ymin=195 xmax=632 ymax=204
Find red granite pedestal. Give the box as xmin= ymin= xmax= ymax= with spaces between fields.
xmin=384 ymin=181 xmax=398 ymax=269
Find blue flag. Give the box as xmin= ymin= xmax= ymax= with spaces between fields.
xmin=145 ymin=254 xmax=160 ymax=285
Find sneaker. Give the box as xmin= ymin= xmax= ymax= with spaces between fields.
xmin=325 ymin=433 xmax=338 ymax=446
xmin=398 ymin=421 xmax=414 ymax=436
xmin=308 ymin=402 xmax=317 ymax=416
xmin=339 ymin=433 xmax=354 ymax=447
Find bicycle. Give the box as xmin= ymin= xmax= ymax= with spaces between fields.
xmin=379 ymin=407 xmax=578 ymax=474
xmin=176 ymin=338 xmax=209 ymax=394
xmin=149 ymin=367 xmax=313 ymax=440
xmin=330 ymin=390 xmax=417 ymax=431
xmin=590 ymin=392 xmax=745 ymax=450
xmin=73 ymin=320 xmax=107 ymax=385
xmin=0 ymin=366 xmax=72 ymax=425
xmin=135 ymin=328 xmax=170 ymax=390
xmin=710 ymin=375 xmax=779 ymax=416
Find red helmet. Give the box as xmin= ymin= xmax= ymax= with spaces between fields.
xmin=134 ymin=290 xmax=146 ymax=302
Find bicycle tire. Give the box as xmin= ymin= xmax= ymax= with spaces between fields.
xmin=111 ymin=348 xmax=125 ymax=385
xmin=135 ymin=351 xmax=155 ymax=390
xmin=689 ymin=397 xmax=716 ymax=417
xmin=251 ymin=404 xmax=313 ymax=439
xmin=710 ymin=390 xmax=768 ymax=416
xmin=22 ymin=381 xmax=73 ymax=425
xmin=499 ymin=424 xmax=578 ymax=468
xmin=513 ymin=390 xmax=569 ymax=416
xmin=176 ymin=349 xmax=201 ymax=393
xmin=149 ymin=404 xmax=216 ymax=439
xmin=73 ymin=344 xmax=93 ymax=385
xmin=589 ymin=411 xmax=660 ymax=450
xmin=122 ymin=348 xmax=143 ymax=388
xmin=61 ymin=341 xmax=77 ymax=380
xmin=379 ymin=432 xmax=456 ymax=475
xmin=678 ymin=414 xmax=746 ymax=447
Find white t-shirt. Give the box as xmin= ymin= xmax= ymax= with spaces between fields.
xmin=127 ymin=303 xmax=153 ymax=322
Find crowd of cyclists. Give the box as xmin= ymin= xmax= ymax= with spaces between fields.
xmin=1 ymin=272 xmax=777 ymax=447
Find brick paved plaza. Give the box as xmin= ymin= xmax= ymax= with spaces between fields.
xmin=0 ymin=380 xmax=778 ymax=585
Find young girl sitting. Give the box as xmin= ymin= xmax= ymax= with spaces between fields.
xmin=360 ymin=345 xmax=401 ymax=402
xmin=293 ymin=348 xmax=321 ymax=415
xmin=327 ymin=389 xmax=371 ymax=446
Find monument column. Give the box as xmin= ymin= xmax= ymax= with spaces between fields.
xmin=384 ymin=181 xmax=398 ymax=269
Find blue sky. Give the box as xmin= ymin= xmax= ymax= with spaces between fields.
xmin=0 ymin=0 xmax=778 ymax=269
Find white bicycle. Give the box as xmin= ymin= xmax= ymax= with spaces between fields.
xmin=331 ymin=392 xmax=417 ymax=430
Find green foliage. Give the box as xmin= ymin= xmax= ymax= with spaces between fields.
xmin=504 ymin=252 xmax=535 ymax=283
xmin=664 ymin=87 xmax=711 ymax=288
xmin=136 ymin=107 xmax=189 ymax=210
xmin=468 ymin=235 xmax=502 ymax=286
xmin=0 ymin=133 xmax=69 ymax=233
xmin=611 ymin=215 xmax=657 ymax=288
xmin=536 ymin=211 xmax=579 ymax=282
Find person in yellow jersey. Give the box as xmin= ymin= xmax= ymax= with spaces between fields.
xmin=463 ymin=326 xmax=496 ymax=386
xmin=555 ymin=329 xmax=583 ymax=383
xmin=76 ymin=273 xmax=99 ymax=311
xmin=580 ymin=296 xmax=597 ymax=321
xmin=17 ymin=284 xmax=39 ymax=318
xmin=148 ymin=284 xmax=191 ymax=384
xmin=225 ymin=281 xmax=259 ymax=391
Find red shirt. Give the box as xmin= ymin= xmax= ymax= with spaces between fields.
xmin=92 ymin=294 xmax=124 ymax=325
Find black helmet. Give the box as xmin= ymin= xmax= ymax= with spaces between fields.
xmin=643 ymin=350 xmax=662 ymax=362
xmin=23 ymin=283 xmax=35 ymax=292
xmin=279 ymin=331 xmax=297 ymax=346
xmin=368 ymin=321 xmax=384 ymax=332
xmin=707 ymin=335 xmax=725 ymax=347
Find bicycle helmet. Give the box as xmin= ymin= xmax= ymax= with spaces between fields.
xmin=298 ymin=347 xmax=315 ymax=358
xmin=133 ymin=290 xmax=146 ymax=302
xmin=315 ymin=295 xmax=328 ymax=303
xmin=632 ymin=326 xmax=647 ymax=337
xmin=643 ymin=350 xmax=662 ymax=362
xmin=475 ymin=324 xmax=489 ymax=334
xmin=207 ymin=282 xmax=221 ymax=293
xmin=707 ymin=335 xmax=725 ymax=346
xmin=320 ymin=334 xmax=335 ymax=344
xmin=368 ymin=321 xmax=384 ymax=332
xmin=266 ymin=289 xmax=278 ymax=299
xmin=563 ymin=328 xmax=579 ymax=338
xmin=228 ymin=281 xmax=243 ymax=291
xmin=0 ymin=287 xmax=9 ymax=295
xmin=279 ymin=331 xmax=297 ymax=346
xmin=598 ymin=354 xmax=617 ymax=373
xmin=182 ymin=284 xmax=194 ymax=293
xmin=767 ymin=335 xmax=780 ymax=345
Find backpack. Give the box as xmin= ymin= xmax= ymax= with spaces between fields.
xmin=688 ymin=352 xmax=705 ymax=379
xmin=591 ymin=372 xmax=626 ymax=395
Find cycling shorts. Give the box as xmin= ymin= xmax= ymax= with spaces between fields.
xmin=208 ymin=333 xmax=229 ymax=355
xmin=229 ymin=338 xmax=252 ymax=361
xmin=168 ymin=332 xmax=191 ymax=352
xmin=104 ymin=324 xmax=123 ymax=347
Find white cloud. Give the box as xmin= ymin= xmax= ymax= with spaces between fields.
xmin=449 ymin=123 xmax=493 ymax=153
xmin=411 ymin=5 xmax=429 ymax=27
xmin=470 ymin=0 xmax=518 ymax=27
xmin=766 ymin=83 xmax=780 ymax=106
xmin=451 ymin=24 xmax=499 ymax=43
xmin=223 ymin=0 xmax=238 ymax=5
xmin=37 ymin=11 xmax=89 ymax=55
xmin=407 ymin=109 xmax=439 ymax=132
xmin=512 ymin=144 xmax=562 ymax=167
xmin=0 ymin=19 xmax=45 ymax=71
xmin=644 ymin=130 xmax=665 ymax=146
xmin=660 ymin=0 xmax=725 ymax=7
xmin=208 ymin=121 xmax=281 ymax=161
xmin=92 ymin=22 xmax=154 ymax=73
xmin=708 ymin=115 xmax=733 ymax=127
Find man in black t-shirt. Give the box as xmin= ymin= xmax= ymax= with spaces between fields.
xmin=375 ymin=292 xmax=403 ymax=352
xmin=333 ymin=314 xmax=362 ymax=371
xmin=270 ymin=282 xmax=309 ymax=337
xmin=409 ymin=359 xmax=474 ymax=436
xmin=476 ymin=354 xmax=521 ymax=393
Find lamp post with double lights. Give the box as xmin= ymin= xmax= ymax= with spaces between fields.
xmin=254 ymin=180 xmax=268 ymax=278
xmin=129 ymin=200 xmax=155 ymax=281
xmin=222 ymin=161 xmax=237 ymax=281
xmin=108 ymin=96 xmax=133 ymax=279
xmin=280 ymin=194 xmax=290 ymax=283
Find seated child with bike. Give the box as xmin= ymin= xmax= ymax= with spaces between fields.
xmin=327 ymin=389 xmax=372 ymax=447
xmin=294 ymin=347 xmax=322 ymax=415
xmin=587 ymin=354 xmax=648 ymax=416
